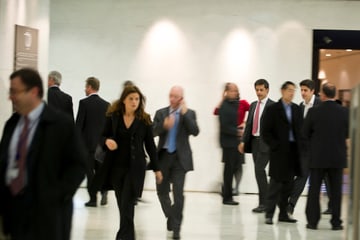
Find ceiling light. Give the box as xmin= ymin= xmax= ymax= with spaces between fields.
xmin=325 ymin=53 xmax=331 ymax=57
xmin=346 ymin=49 xmax=352 ymax=52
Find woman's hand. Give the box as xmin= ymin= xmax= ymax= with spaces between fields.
xmin=155 ymin=171 xmax=163 ymax=184
xmin=105 ymin=138 xmax=118 ymax=151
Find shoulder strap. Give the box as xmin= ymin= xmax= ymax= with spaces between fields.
xmin=111 ymin=113 xmax=118 ymax=137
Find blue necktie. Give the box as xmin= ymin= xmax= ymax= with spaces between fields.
xmin=285 ymin=105 xmax=295 ymax=142
xmin=167 ymin=111 xmax=179 ymax=153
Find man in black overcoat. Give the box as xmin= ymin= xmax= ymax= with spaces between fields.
xmin=0 ymin=68 xmax=86 ymax=240
xmin=261 ymin=81 xmax=303 ymax=225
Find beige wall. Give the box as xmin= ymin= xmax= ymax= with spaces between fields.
xmin=320 ymin=52 xmax=360 ymax=92
xmin=0 ymin=0 xmax=50 ymax=131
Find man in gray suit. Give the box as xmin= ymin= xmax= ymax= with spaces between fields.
xmin=304 ymin=83 xmax=349 ymax=230
xmin=239 ymin=79 xmax=274 ymax=213
xmin=153 ymin=86 xmax=199 ymax=240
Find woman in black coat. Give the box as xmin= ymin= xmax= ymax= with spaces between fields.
xmin=94 ymin=85 xmax=162 ymax=240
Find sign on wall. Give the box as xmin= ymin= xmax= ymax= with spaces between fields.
xmin=14 ymin=24 xmax=38 ymax=70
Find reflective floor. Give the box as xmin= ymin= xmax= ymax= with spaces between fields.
xmin=71 ymin=188 xmax=348 ymax=240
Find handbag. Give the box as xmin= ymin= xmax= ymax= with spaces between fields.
xmin=94 ymin=144 xmax=106 ymax=163
xmin=94 ymin=114 xmax=117 ymax=163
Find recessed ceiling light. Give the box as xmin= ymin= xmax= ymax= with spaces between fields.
xmin=346 ymin=49 xmax=352 ymax=52
xmin=325 ymin=53 xmax=331 ymax=57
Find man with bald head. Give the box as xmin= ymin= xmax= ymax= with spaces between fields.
xmin=303 ymin=83 xmax=349 ymax=230
xmin=153 ymin=86 xmax=199 ymax=239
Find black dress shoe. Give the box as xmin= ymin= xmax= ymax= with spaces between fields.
xmin=100 ymin=193 xmax=108 ymax=206
xmin=252 ymin=205 xmax=266 ymax=213
xmin=278 ymin=216 xmax=297 ymax=223
xmin=306 ymin=223 xmax=317 ymax=230
xmin=85 ymin=201 xmax=97 ymax=207
xmin=222 ymin=200 xmax=239 ymax=205
xmin=265 ymin=218 xmax=273 ymax=225
xmin=167 ymin=217 xmax=173 ymax=231
xmin=332 ymin=225 xmax=343 ymax=230
xmin=287 ymin=204 xmax=294 ymax=215
xmin=322 ymin=208 xmax=332 ymax=215
xmin=173 ymin=231 xmax=180 ymax=239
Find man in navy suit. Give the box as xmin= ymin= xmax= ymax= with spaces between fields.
xmin=0 ymin=68 xmax=86 ymax=240
xmin=304 ymin=83 xmax=349 ymax=230
xmin=76 ymin=77 xmax=110 ymax=207
xmin=47 ymin=71 xmax=74 ymax=120
xmin=153 ymin=86 xmax=199 ymax=239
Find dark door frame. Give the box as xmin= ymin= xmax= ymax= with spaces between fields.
xmin=312 ymin=29 xmax=360 ymax=93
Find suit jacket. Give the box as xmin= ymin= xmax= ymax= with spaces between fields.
xmin=0 ymin=105 xmax=86 ymax=239
xmin=75 ymin=94 xmax=110 ymax=153
xmin=299 ymin=96 xmax=321 ymax=117
xmin=47 ymin=86 xmax=74 ymax=120
xmin=242 ymin=98 xmax=274 ymax=153
xmin=299 ymin=96 xmax=321 ymax=166
xmin=153 ymin=107 xmax=199 ymax=172
xmin=261 ymin=99 xmax=303 ymax=181
xmin=303 ymin=101 xmax=349 ymax=168
xmin=93 ymin=113 xmax=160 ymax=198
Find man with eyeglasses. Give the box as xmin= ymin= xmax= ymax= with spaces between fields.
xmin=0 ymin=68 xmax=86 ymax=240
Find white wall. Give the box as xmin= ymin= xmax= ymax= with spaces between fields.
xmin=0 ymin=0 xmax=50 ymax=131
xmin=49 ymin=0 xmax=360 ymax=193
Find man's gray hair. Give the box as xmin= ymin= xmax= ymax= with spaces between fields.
xmin=48 ymin=71 xmax=62 ymax=85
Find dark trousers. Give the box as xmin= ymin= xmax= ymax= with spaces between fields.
xmin=265 ymin=178 xmax=293 ymax=219
xmin=86 ymin=152 xmax=106 ymax=201
xmin=289 ymin=170 xmax=332 ymax=210
xmin=3 ymin=187 xmax=70 ymax=240
xmin=222 ymin=147 xmax=241 ymax=201
xmin=156 ymin=151 xmax=186 ymax=232
xmin=289 ymin=150 xmax=310 ymax=207
xmin=306 ymin=168 xmax=343 ymax=227
xmin=251 ymin=138 xmax=269 ymax=206
xmin=111 ymin=169 xmax=136 ymax=240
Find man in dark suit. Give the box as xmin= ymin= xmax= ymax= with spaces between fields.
xmin=47 ymin=70 xmax=74 ymax=119
xmin=303 ymin=83 xmax=349 ymax=230
xmin=288 ymin=79 xmax=321 ymax=215
xmin=239 ymin=79 xmax=274 ymax=213
xmin=153 ymin=86 xmax=199 ymax=240
xmin=261 ymin=81 xmax=303 ymax=225
xmin=76 ymin=77 xmax=110 ymax=207
xmin=0 ymin=68 xmax=86 ymax=240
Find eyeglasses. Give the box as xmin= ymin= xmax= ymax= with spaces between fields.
xmin=8 ymin=88 xmax=28 ymax=96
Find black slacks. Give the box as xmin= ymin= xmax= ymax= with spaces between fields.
xmin=251 ymin=138 xmax=269 ymax=206
xmin=111 ymin=168 xmax=136 ymax=240
xmin=86 ymin=151 xmax=106 ymax=201
xmin=265 ymin=178 xmax=294 ymax=219
xmin=306 ymin=168 xmax=343 ymax=227
xmin=156 ymin=151 xmax=186 ymax=232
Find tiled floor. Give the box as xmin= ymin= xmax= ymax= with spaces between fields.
xmin=71 ymin=188 xmax=348 ymax=240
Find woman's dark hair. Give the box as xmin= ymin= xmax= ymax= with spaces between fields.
xmin=107 ymin=85 xmax=151 ymax=125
